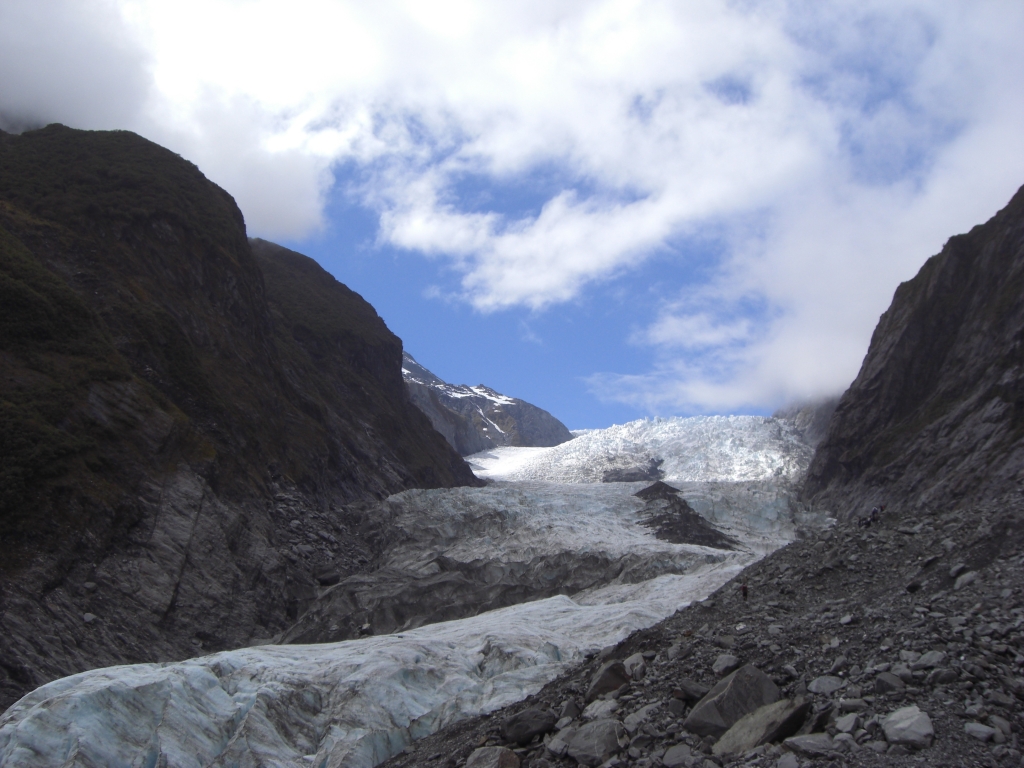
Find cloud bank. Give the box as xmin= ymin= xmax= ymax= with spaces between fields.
xmin=2 ymin=0 xmax=1023 ymax=413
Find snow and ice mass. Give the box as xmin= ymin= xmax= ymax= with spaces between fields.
xmin=0 ymin=417 xmax=831 ymax=768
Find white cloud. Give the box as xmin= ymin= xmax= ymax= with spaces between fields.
xmin=2 ymin=0 xmax=1023 ymax=410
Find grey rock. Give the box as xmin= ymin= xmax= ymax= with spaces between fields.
xmin=783 ymin=733 xmax=835 ymax=757
xmin=560 ymin=699 xmax=582 ymax=720
xmin=910 ymin=650 xmax=946 ymax=670
xmin=566 ymin=719 xmax=628 ymax=767
xmin=547 ymin=727 xmax=576 ymax=757
xmin=835 ymin=712 xmax=859 ymax=733
xmin=838 ymin=698 xmax=868 ymax=712
xmin=965 ymin=722 xmax=996 ymax=742
xmin=775 ymin=753 xmax=800 ymax=768
xmin=890 ymin=663 xmax=913 ymax=683
xmin=623 ymin=652 xmax=646 ymax=680
xmin=712 ymin=654 xmax=741 ymax=677
xmin=806 ymin=675 xmax=845 ymax=695
xmin=954 ymin=571 xmax=978 ymax=590
xmin=623 ymin=703 xmax=660 ymax=734
xmin=988 ymin=715 xmax=1012 ymax=737
xmin=872 ymin=671 xmax=905 ymax=696
xmin=586 ymin=661 xmax=631 ymax=703
xmin=926 ymin=668 xmax=958 ymax=685
xmin=500 ymin=706 xmax=557 ymax=746
xmin=683 ymin=664 xmax=780 ymax=738
xmin=582 ymin=699 xmax=620 ymax=721
xmin=882 ymin=706 xmax=933 ymax=749
xmin=465 ymin=746 xmax=520 ymax=768
xmin=661 ymin=743 xmax=697 ymax=768
xmin=712 ymin=697 xmax=811 ymax=756
xmin=674 ymin=678 xmax=710 ymax=703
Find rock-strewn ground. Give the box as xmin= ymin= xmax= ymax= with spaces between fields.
xmin=382 ymin=500 xmax=1024 ymax=768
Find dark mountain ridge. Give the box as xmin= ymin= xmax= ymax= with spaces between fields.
xmin=0 ymin=124 xmax=478 ymax=709
xmin=803 ymin=184 xmax=1024 ymax=519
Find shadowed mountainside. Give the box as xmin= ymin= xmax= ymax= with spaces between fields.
xmin=0 ymin=124 xmax=478 ymax=709
xmin=803 ymin=184 xmax=1024 ymax=519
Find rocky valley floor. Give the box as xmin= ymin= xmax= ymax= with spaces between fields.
xmin=381 ymin=499 xmax=1024 ymax=768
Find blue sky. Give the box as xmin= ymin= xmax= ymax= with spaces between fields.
xmin=3 ymin=1 xmax=1024 ymax=428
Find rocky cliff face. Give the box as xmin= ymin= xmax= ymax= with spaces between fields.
xmin=803 ymin=184 xmax=1024 ymax=519
xmin=403 ymin=352 xmax=575 ymax=455
xmin=0 ymin=124 xmax=478 ymax=709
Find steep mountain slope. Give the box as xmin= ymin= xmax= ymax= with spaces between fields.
xmin=804 ymin=184 xmax=1024 ymax=519
xmin=0 ymin=124 xmax=477 ymax=710
xmin=403 ymin=352 xmax=574 ymax=455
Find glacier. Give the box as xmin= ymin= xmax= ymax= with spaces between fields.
xmin=467 ymin=415 xmax=813 ymax=484
xmin=0 ymin=415 xmax=829 ymax=768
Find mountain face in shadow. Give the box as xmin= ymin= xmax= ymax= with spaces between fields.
xmin=804 ymin=184 xmax=1024 ymax=519
xmin=0 ymin=124 xmax=478 ymax=709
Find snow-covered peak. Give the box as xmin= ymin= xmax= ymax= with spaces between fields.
xmin=401 ymin=352 xmax=574 ymax=454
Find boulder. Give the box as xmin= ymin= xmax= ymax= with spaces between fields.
xmin=546 ymin=727 xmax=576 ymax=758
xmin=783 ymin=733 xmax=835 ymax=757
xmin=834 ymin=712 xmax=859 ymax=733
xmin=712 ymin=697 xmax=811 ymax=756
xmin=683 ymin=664 xmax=780 ymax=738
xmin=623 ymin=652 xmax=646 ymax=680
xmin=500 ymin=706 xmax=557 ymax=745
xmin=585 ymin=661 xmax=630 ymax=702
xmin=673 ymin=678 xmax=710 ymax=703
xmin=926 ymin=667 xmax=958 ymax=685
xmin=882 ymin=706 xmax=934 ymax=749
xmin=623 ymin=703 xmax=660 ymax=734
xmin=466 ymin=746 xmax=520 ymax=768
xmin=807 ymin=675 xmax=846 ymax=695
xmin=581 ymin=699 xmax=619 ymax=721
xmin=713 ymin=654 xmax=741 ymax=677
xmin=965 ymin=722 xmax=996 ymax=742
xmin=910 ymin=650 xmax=946 ymax=670
xmin=874 ymin=671 xmax=905 ymax=694
xmin=566 ymin=719 xmax=629 ymax=766
xmin=662 ymin=743 xmax=697 ymax=767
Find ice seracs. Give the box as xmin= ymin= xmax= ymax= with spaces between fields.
xmin=467 ymin=415 xmax=813 ymax=485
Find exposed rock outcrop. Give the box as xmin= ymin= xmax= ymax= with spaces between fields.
xmin=0 ymin=124 xmax=478 ymax=710
xmin=403 ymin=352 xmax=574 ymax=455
xmin=803 ymin=185 xmax=1024 ymax=518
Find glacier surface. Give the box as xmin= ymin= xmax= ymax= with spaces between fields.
xmin=467 ymin=415 xmax=812 ymax=484
xmin=0 ymin=414 xmax=826 ymax=768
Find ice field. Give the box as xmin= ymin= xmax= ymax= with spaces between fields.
xmin=0 ymin=415 xmax=829 ymax=768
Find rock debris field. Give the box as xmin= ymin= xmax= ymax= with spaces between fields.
xmin=382 ymin=500 xmax=1024 ymax=768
